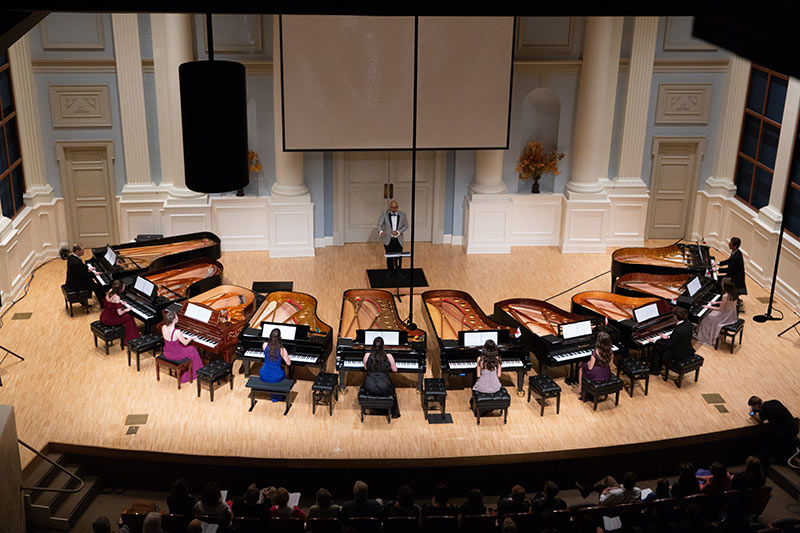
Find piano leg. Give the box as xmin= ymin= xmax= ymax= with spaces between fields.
xmin=417 ymin=373 xmax=423 ymax=392
xmin=516 ymin=370 xmax=525 ymax=396
xmin=339 ymin=371 xmax=347 ymax=392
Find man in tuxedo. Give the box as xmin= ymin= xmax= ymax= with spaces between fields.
xmin=715 ymin=236 xmax=747 ymax=295
xmin=377 ymin=200 xmax=408 ymax=278
xmin=649 ymin=306 xmax=694 ymax=375
xmin=61 ymin=243 xmax=105 ymax=308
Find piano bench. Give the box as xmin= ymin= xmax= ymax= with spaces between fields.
xmin=422 ymin=378 xmax=447 ymax=420
xmin=358 ymin=390 xmax=395 ymax=423
xmin=90 ymin=321 xmax=126 ymax=355
xmin=528 ymin=375 xmax=561 ymax=416
xmin=155 ymin=356 xmax=193 ymax=389
xmin=470 ymin=389 xmax=511 ymax=425
xmin=312 ymin=372 xmax=339 ymax=416
xmin=582 ymin=375 xmax=624 ymax=411
xmin=715 ymin=319 xmax=744 ymax=353
xmin=663 ymin=353 xmax=704 ymax=388
xmin=62 ymin=284 xmax=92 ymax=316
xmin=246 ymin=377 xmax=296 ymax=415
xmin=196 ymin=361 xmax=233 ymax=402
xmin=617 ymin=358 xmax=651 ymax=397
xmin=127 ymin=334 xmax=163 ymax=371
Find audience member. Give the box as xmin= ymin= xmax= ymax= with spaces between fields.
xmin=307 ymin=488 xmax=341 ymax=519
xmin=501 ymin=517 xmax=518 ymax=532
xmin=673 ymin=503 xmax=714 ymax=533
xmin=731 ymin=456 xmax=765 ymax=491
xmin=186 ymin=520 xmax=203 ymax=533
xmin=231 ymin=485 xmax=266 ymax=519
xmin=457 ymin=488 xmax=487 ymax=519
xmin=697 ymin=462 xmax=732 ymax=495
xmin=577 ymin=471 xmax=642 ymax=506
xmin=749 ymin=395 xmax=799 ymax=466
xmin=141 ymin=512 xmax=163 ymax=533
xmin=385 ymin=484 xmax=421 ymax=523
xmin=193 ymin=482 xmax=232 ymax=527
xmin=670 ymin=462 xmax=701 ymax=500
xmin=269 ymin=487 xmax=306 ymax=521
xmin=166 ymin=478 xmax=195 ymax=517
xmin=340 ymin=480 xmax=383 ymax=520
xmin=92 ymin=516 xmax=112 ymax=533
xmin=531 ymin=481 xmax=567 ymax=516
xmin=642 ymin=478 xmax=670 ymax=511
xmin=421 ymin=482 xmax=458 ymax=518
xmin=496 ymin=484 xmax=531 ymax=524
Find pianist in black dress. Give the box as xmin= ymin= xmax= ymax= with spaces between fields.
xmin=577 ymin=331 xmax=613 ymax=401
xmin=362 ymin=336 xmax=400 ymax=418
xmin=650 ymin=306 xmax=693 ymax=374
xmin=715 ymin=236 xmax=747 ymax=295
xmin=59 ymin=243 xmax=104 ymax=308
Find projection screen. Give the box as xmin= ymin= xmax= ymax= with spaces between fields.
xmin=280 ymin=15 xmax=514 ymax=151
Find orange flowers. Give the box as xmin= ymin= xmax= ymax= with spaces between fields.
xmin=516 ymin=140 xmax=565 ymax=180
xmin=248 ymin=150 xmax=262 ymax=173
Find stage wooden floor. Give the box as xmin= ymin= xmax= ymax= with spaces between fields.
xmin=1 ymin=241 xmax=798 ymax=469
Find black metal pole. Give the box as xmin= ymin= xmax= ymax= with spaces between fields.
xmin=206 ymin=13 xmax=214 ymax=62
xmin=754 ymin=206 xmax=787 ymax=323
xmin=407 ymin=16 xmax=419 ymax=328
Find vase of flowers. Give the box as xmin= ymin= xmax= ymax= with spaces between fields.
xmin=238 ymin=150 xmax=262 ymax=196
xmin=516 ymin=140 xmax=565 ymax=193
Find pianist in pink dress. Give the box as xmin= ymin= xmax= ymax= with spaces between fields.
xmin=695 ymin=277 xmax=739 ymax=346
xmin=577 ymin=331 xmax=614 ymax=401
xmin=472 ymin=340 xmax=502 ymax=394
xmin=99 ymin=279 xmax=140 ymax=346
xmin=161 ymin=310 xmax=203 ymax=383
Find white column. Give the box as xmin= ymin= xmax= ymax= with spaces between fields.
xmin=469 ymin=150 xmax=507 ymax=194
xmin=8 ymin=34 xmax=53 ymax=206
xmin=151 ymin=13 xmax=202 ymax=200
xmin=113 ymin=14 xmax=156 ymax=199
xmin=464 ymin=150 xmax=512 ymax=254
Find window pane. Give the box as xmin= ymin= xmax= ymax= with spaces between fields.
xmin=6 ymin=117 xmax=19 ymax=162
xmin=747 ymin=68 xmax=768 ymax=114
xmin=786 ymin=186 xmax=800 ymax=238
xmin=758 ymin=123 xmax=780 ymax=169
xmin=765 ymin=76 xmax=788 ymax=123
xmin=751 ymin=166 xmax=772 ymax=209
xmin=0 ymin=124 xmax=8 ymax=174
xmin=735 ymin=158 xmax=754 ymax=203
xmin=0 ymin=68 xmax=11 ymax=119
xmin=792 ymin=146 xmax=800 ymax=187
xmin=740 ymin=115 xmax=760 ymax=159
xmin=12 ymin=165 xmax=24 ymax=213
xmin=0 ymin=52 xmax=7 ymax=65
xmin=0 ymin=176 xmax=12 ymax=218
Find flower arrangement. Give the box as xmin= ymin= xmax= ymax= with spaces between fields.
xmin=248 ymin=150 xmax=262 ymax=173
xmin=516 ymin=140 xmax=565 ymax=193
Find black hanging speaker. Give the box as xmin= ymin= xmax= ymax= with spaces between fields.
xmin=179 ymin=60 xmax=249 ymax=193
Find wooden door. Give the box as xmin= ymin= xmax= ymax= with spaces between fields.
xmin=57 ymin=142 xmax=119 ymax=248
xmin=646 ymin=139 xmax=702 ymax=240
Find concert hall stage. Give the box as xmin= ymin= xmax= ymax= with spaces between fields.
xmin=2 ymin=242 xmax=798 ymax=473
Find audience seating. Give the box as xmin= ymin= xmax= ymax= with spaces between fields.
xmin=269 ymin=517 xmax=305 ymax=532
xmin=572 ymin=505 xmax=607 ymax=528
xmin=544 ymin=509 xmax=572 ymax=531
xmin=358 ymin=389 xmax=395 ymax=423
xmin=160 ymin=513 xmax=190 ymax=533
xmin=196 ymin=513 xmax=229 ymax=532
xmin=740 ymin=485 xmax=773 ymax=518
xmin=716 ymin=318 xmax=745 ymax=353
xmin=306 ymin=518 xmax=343 ymax=533
xmin=663 ymin=353 xmax=704 ymax=388
xmin=581 ymin=375 xmax=624 ymax=410
xmin=617 ymin=357 xmax=650 ymax=397
xmin=460 ymin=514 xmax=498 ymax=533
xmin=421 ymin=515 xmax=458 ymax=532
xmin=605 ymin=501 xmax=644 ymax=530
xmin=61 ymin=284 xmax=92 ymax=316
xmin=648 ymin=497 xmax=679 ymax=523
xmin=120 ymin=510 xmax=150 ymax=532
xmin=383 ymin=516 xmax=419 ymax=532
xmin=678 ymin=493 xmax=712 ymax=519
xmin=528 ymin=374 xmax=561 ymax=416
xmin=772 ymin=518 xmax=800 ymax=532
xmin=196 ymin=360 xmax=233 ymax=401
xmin=504 ymin=511 xmax=536 ymax=532
xmin=90 ymin=321 xmax=126 ymax=355
xmin=127 ymin=333 xmax=163 ymax=371
xmin=470 ymin=388 xmax=511 ymax=424
xmin=155 ymin=355 xmax=193 ymax=390
xmin=344 ymin=516 xmax=381 ymax=533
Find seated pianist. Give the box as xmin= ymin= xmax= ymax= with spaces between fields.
xmin=261 ymin=329 xmax=292 ymax=401
xmin=714 ymin=236 xmax=747 ymax=295
xmin=59 ymin=243 xmax=105 ymax=308
xmin=649 ymin=306 xmax=693 ymax=375
xmin=362 ymin=336 xmax=400 ymax=419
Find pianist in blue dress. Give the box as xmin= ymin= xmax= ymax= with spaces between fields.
xmin=472 ymin=340 xmax=502 ymax=394
xmin=161 ymin=310 xmax=202 ymax=383
xmin=577 ymin=331 xmax=614 ymax=401
xmin=362 ymin=336 xmax=400 ymax=418
xmin=260 ymin=329 xmax=292 ymax=400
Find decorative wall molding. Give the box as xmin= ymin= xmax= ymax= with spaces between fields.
xmin=653 ymin=59 xmax=729 ymax=73
xmin=41 ymin=14 xmax=105 ymax=50
xmin=655 ymin=83 xmax=713 ymax=125
xmin=33 ymin=58 xmax=117 ymax=73
xmin=516 ymin=17 xmax=574 ymax=53
xmin=509 ymin=193 xmax=563 ymax=246
xmin=663 ymin=17 xmax=718 ymax=52
xmin=464 ymin=193 xmax=513 ymax=254
xmin=48 ymin=85 xmax=112 ymax=128
xmin=514 ymin=61 xmax=581 ymax=75
xmin=560 ymin=196 xmax=611 ymax=253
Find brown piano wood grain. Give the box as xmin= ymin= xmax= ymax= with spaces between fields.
xmin=248 ymin=290 xmax=332 ymax=336
xmin=572 ymin=291 xmax=660 ymax=322
xmin=114 ymin=238 xmax=217 ymax=271
xmin=614 ymin=273 xmax=690 ymax=299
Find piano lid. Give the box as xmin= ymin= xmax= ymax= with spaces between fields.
xmin=422 ymin=289 xmax=513 ymax=341
xmin=610 ymin=242 xmax=713 ymax=289
xmin=140 ymin=258 xmax=223 ymax=300
xmin=338 ymin=289 xmax=425 ymax=343
xmin=248 ymin=290 xmax=332 ymax=336
xmin=494 ymin=298 xmax=595 ymax=337
xmin=571 ymin=291 xmax=660 ymax=323
xmin=93 ymin=232 xmax=221 ymax=272
xmin=185 ymin=284 xmax=257 ymax=325
xmin=614 ymin=272 xmax=691 ymax=300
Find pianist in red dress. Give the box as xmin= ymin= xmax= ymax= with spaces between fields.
xmin=577 ymin=331 xmax=614 ymax=401
xmin=161 ymin=310 xmax=203 ymax=383
xmin=99 ymin=280 xmax=140 ymax=346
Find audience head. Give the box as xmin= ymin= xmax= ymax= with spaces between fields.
xmin=743 ymin=456 xmax=763 ymax=481
xmin=467 ymin=488 xmax=483 ymax=509
xmin=272 ymin=487 xmax=290 ymax=508
xmin=316 ymin=488 xmax=333 ymax=509
xmin=142 ymin=512 xmax=163 ymax=533
xmin=595 ymin=331 xmax=613 ymax=366
xmin=353 ymin=480 xmax=369 ymax=501
xmin=170 ymin=477 xmax=190 ymax=499
xmin=729 ymin=237 xmax=741 ymax=250
xmin=262 ymin=486 xmax=277 ymax=502
xmin=396 ymin=485 xmax=415 ymax=508
xmin=655 ymin=478 xmax=670 ymax=498
xmin=109 ymin=279 xmax=125 ymax=297
xmin=244 ymin=486 xmax=260 ymax=505
xmin=501 ymin=517 xmax=518 ymax=532
xmin=186 ymin=520 xmax=203 ymax=533
xmin=433 ymin=482 xmax=449 ymax=505
xmin=677 ymin=462 xmax=697 ymax=485
xmin=201 ymin=482 xmax=222 ymax=506
xmin=543 ymin=481 xmax=560 ymax=499
xmin=748 ymin=396 xmax=763 ymax=411
xmin=92 ymin=516 xmax=111 ymax=533
xmin=511 ymin=484 xmax=526 ymax=503
xmin=673 ymin=306 xmax=688 ymax=322
xmin=709 ymin=462 xmax=727 ymax=483
xmin=621 ymin=471 xmax=637 ymax=490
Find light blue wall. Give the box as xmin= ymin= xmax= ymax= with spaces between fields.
xmin=452 ymin=151 xmax=476 ymax=237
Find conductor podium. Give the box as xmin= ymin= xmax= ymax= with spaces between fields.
xmin=366 ymin=252 xmax=428 ymax=294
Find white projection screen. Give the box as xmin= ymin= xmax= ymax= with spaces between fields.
xmin=280 ymin=15 xmax=514 ymax=151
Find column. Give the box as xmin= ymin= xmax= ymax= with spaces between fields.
xmin=464 ymin=150 xmax=512 ymax=254
xmin=607 ymin=17 xmax=657 ymax=246
xmin=469 ymin=150 xmax=507 ymax=194
xmin=267 ymin=15 xmax=314 ymax=257
xmin=561 ymin=16 xmax=623 ymax=252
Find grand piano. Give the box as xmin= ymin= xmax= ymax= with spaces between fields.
xmin=493 ymin=298 xmax=618 ymax=383
xmin=120 ymin=258 xmax=223 ymax=327
xmin=571 ymin=291 xmax=676 ymax=352
xmin=172 ymin=284 xmax=257 ymax=363
xmin=87 ymin=232 xmax=221 ymax=289
xmin=336 ymin=289 xmax=427 ymax=390
xmin=235 ymin=290 xmax=333 ymax=378
xmin=422 ymin=290 xmax=530 ymax=392
xmin=610 ymin=242 xmax=714 ymax=289
xmin=614 ymin=272 xmax=721 ymax=323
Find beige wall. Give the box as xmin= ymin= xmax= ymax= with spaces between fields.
xmin=0 ymin=405 xmax=25 ymax=533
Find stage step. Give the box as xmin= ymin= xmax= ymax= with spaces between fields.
xmin=768 ymin=464 xmax=800 ymax=501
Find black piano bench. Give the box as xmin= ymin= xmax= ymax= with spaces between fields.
xmin=358 ymin=389 xmax=395 ymax=423
xmin=470 ymin=389 xmax=511 ymax=425
xmin=197 ymin=361 xmax=233 ymax=402
xmin=422 ymin=378 xmax=447 ymax=420
xmin=246 ymin=377 xmax=295 ymax=415
xmin=90 ymin=321 xmax=126 ymax=355
xmin=528 ymin=375 xmax=561 ymax=416
xmin=663 ymin=353 xmax=704 ymax=388
xmin=715 ymin=319 xmax=744 ymax=353
xmin=155 ymin=355 xmax=193 ymax=390
xmin=62 ymin=284 xmax=92 ymax=316
xmin=312 ymin=372 xmax=339 ymax=416
xmin=617 ymin=358 xmax=651 ymax=397
xmin=582 ymin=375 xmax=624 ymax=411
xmin=127 ymin=334 xmax=163 ymax=371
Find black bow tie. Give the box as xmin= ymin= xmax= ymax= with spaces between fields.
xmin=390 ymin=213 xmax=397 ymax=216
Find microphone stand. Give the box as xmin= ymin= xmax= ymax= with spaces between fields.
xmin=753 ymin=208 xmax=787 ymax=324
xmin=0 ymin=343 xmax=25 ymax=387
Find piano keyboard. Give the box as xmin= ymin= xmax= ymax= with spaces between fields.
xmin=177 ymin=329 xmax=218 ymax=348
xmin=122 ymin=298 xmax=156 ymax=321
xmin=241 ymin=348 xmax=318 ymax=364
xmin=635 ymin=328 xmax=675 ymax=345
xmin=448 ymin=359 xmax=524 ymax=370
xmin=694 ymin=294 xmax=721 ymax=318
xmin=338 ymin=358 xmax=421 ymax=370
xmin=551 ymin=345 xmax=619 ymax=364
xmin=93 ymin=270 xmax=112 ymax=285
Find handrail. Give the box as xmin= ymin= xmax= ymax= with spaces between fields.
xmin=18 ymin=439 xmax=85 ymax=494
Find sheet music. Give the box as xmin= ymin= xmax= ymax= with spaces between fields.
xmin=184 ymin=302 xmax=212 ymax=323
xmin=561 ymin=320 xmax=592 ymax=340
xmin=133 ymin=276 xmax=156 ymax=298
xmin=365 ymin=330 xmax=399 ymax=345
xmin=462 ymin=330 xmax=498 ymax=347
xmin=262 ymin=323 xmax=297 ymax=341
xmin=686 ymin=276 xmax=702 ymax=296
xmin=633 ymin=303 xmax=659 ymax=323
xmin=104 ymin=247 xmax=117 ymax=265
